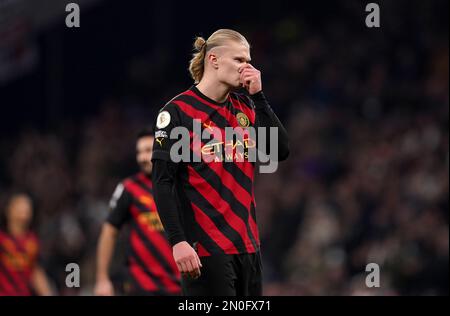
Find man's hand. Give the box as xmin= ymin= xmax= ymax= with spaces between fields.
xmin=173 ymin=241 xmax=203 ymax=279
xmin=239 ymin=64 xmax=262 ymax=95
xmin=94 ymin=278 xmax=114 ymax=296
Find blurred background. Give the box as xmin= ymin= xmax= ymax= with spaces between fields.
xmin=0 ymin=0 xmax=448 ymax=295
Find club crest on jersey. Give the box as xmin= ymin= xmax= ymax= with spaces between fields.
xmin=156 ymin=111 xmax=171 ymax=129
xmin=236 ymin=112 xmax=250 ymax=128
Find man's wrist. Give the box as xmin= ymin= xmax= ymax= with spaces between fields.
xmin=170 ymin=235 xmax=187 ymax=247
xmin=250 ymin=90 xmax=264 ymax=100
xmin=96 ymin=273 xmax=110 ymax=282
xmin=250 ymin=90 xmax=270 ymax=110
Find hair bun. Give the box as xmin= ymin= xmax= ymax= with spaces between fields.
xmin=194 ymin=37 xmax=207 ymax=51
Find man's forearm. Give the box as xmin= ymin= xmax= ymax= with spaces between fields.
xmin=96 ymin=223 xmax=118 ymax=281
xmin=31 ymin=266 xmax=52 ymax=296
xmin=152 ymin=159 xmax=187 ymax=246
xmin=251 ymin=91 xmax=290 ymax=161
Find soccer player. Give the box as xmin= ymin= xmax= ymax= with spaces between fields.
xmin=151 ymin=29 xmax=289 ymax=296
xmin=0 ymin=193 xmax=52 ymax=296
xmin=94 ymin=129 xmax=181 ymax=296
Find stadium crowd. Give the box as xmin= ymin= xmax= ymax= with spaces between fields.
xmin=0 ymin=1 xmax=448 ymax=295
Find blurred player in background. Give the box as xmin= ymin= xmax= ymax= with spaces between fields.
xmin=0 ymin=193 xmax=52 ymax=296
xmin=94 ymin=128 xmax=181 ymax=296
xmin=152 ymin=29 xmax=289 ymax=296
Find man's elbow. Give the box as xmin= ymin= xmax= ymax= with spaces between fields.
xmin=101 ymin=223 xmax=119 ymax=238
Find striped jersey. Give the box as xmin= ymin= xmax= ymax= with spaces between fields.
xmin=107 ymin=173 xmax=181 ymax=294
xmin=152 ymin=86 xmax=260 ymax=257
xmin=0 ymin=230 xmax=39 ymax=296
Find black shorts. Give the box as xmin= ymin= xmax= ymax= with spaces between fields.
xmin=181 ymin=252 xmax=263 ymax=296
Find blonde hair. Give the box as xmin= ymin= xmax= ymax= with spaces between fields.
xmin=188 ymin=29 xmax=250 ymax=83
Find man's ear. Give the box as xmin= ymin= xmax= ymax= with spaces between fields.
xmin=207 ymin=52 xmax=219 ymax=69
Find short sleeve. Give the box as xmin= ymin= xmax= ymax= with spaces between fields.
xmin=106 ymin=183 xmax=132 ymax=229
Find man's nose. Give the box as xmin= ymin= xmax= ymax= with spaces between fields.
xmin=239 ymin=63 xmax=250 ymax=72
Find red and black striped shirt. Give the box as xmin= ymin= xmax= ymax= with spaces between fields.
xmin=0 ymin=230 xmax=39 ymax=296
xmin=152 ymin=86 xmax=265 ymax=257
xmin=107 ymin=173 xmax=181 ymax=295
